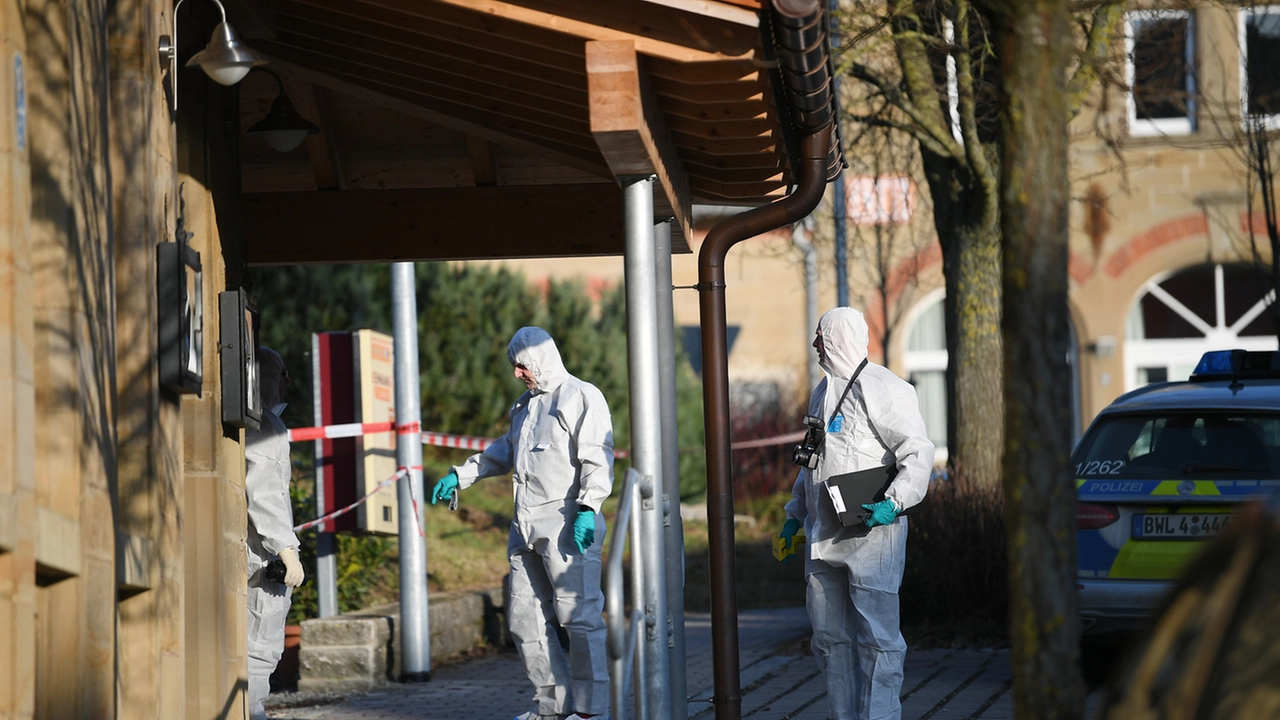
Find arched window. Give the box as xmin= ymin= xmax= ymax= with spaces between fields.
xmin=904 ymin=292 xmax=948 ymax=453
xmin=1125 ymin=263 xmax=1277 ymax=390
xmin=903 ymin=292 xmax=1084 ymax=454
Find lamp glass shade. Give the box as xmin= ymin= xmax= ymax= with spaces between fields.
xmin=201 ymin=62 xmax=254 ymax=86
xmin=186 ymin=22 xmax=267 ymax=86
xmin=260 ymin=129 xmax=310 ymax=153
xmin=247 ymin=94 xmax=319 ymax=152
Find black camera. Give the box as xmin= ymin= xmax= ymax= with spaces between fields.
xmin=263 ymin=558 xmax=288 ymax=584
xmin=792 ymin=414 xmax=826 ymax=469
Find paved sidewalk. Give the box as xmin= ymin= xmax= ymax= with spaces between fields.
xmin=267 ymin=607 xmax=1014 ymax=720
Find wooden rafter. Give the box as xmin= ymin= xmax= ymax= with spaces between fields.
xmin=364 ymin=0 xmax=758 ymax=62
xmin=260 ymin=54 xmax=613 ymax=179
xmin=586 ymin=40 xmax=693 ymax=245
xmin=266 ymin=3 xmax=588 ymax=92
xmin=257 ymin=45 xmax=606 ymax=168
xmin=259 ymin=39 xmax=587 ymax=128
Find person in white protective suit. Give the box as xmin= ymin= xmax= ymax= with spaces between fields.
xmin=245 ymin=347 xmax=305 ymax=720
xmin=431 ymin=326 xmax=613 ymax=720
xmin=777 ymin=307 xmax=934 ymax=720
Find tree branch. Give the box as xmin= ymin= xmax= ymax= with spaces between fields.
xmin=846 ymin=59 xmax=962 ymax=158
xmin=954 ymin=0 xmax=997 ymax=205
xmin=1067 ymin=2 xmax=1124 ymax=119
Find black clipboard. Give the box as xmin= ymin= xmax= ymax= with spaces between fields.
xmin=825 ymin=465 xmax=920 ymax=527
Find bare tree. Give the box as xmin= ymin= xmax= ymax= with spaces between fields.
xmin=835 ymin=0 xmax=1124 ymax=487
xmin=843 ymin=124 xmax=936 ymax=370
xmin=979 ymin=1 xmax=1085 ymax=717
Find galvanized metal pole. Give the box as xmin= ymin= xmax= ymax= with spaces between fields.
xmin=654 ymin=219 xmax=687 ymax=719
xmin=791 ymin=224 xmax=822 ymax=392
xmin=311 ymin=334 xmax=339 ymax=618
xmin=622 ymin=175 xmax=671 ymax=718
xmin=391 ymin=262 xmax=430 ymax=681
xmin=834 ymin=173 xmax=848 ymax=307
xmin=831 ymin=0 xmax=849 ymax=309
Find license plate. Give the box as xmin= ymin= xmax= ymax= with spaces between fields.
xmin=1132 ymin=512 xmax=1237 ymax=539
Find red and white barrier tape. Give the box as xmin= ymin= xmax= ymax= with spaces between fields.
xmin=288 ymin=421 xmax=802 ymax=462
xmin=292 ymin=466 xmax=422 ymax=533
xmin=730 ymin=431 xmax=806 ymax=450
xmin=288 ymin=421 xmax=421 ymax=443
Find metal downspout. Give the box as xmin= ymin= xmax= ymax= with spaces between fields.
xmin=696 ymin=125 xmax=832 ymax=720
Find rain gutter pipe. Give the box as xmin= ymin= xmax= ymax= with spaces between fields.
xmin=700 ymin=2 xmax=838 ymax=716
xmin=696 ymin=124 xmax=832 ymax=720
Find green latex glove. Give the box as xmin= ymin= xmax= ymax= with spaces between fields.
xmin=431 ymin=471 xmax=459 ymax=506
xmin=573 ymin=509 xmax=596 ymax=554
xmin=778 ymin=518 xmax=802 ymax=551
xmin=861 ymin=499 xmax=899 ymax=528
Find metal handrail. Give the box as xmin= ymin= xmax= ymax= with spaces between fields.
xmin=607 ymin=468 xmax=650 ymax=720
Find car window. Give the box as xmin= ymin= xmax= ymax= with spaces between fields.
xmin=1074 ymin=413 xmax=1280 ymax=479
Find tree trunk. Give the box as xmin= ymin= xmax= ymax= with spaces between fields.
xmin=921 ymin=153 xmax=1004 ymax=486
xmin=992 ymin=2 xmax=1084 ymax=718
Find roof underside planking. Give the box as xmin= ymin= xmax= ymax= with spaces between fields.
xmin=232 ymin=0 xmax=812 ymax=265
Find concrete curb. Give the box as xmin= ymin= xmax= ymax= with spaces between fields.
xmin=298 ymin=588 xmax=506 ymax=692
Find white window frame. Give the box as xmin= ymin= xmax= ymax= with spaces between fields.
xmin=1124 ymin=264 xmax=1278 ymax=391
xmin=902 ymin=289 xmax=948 ymax=460
xmin=1125 ymin=9 xmax=1197 ymax=137
xmin=1239 ymin=5 xmax=1280 ymax=131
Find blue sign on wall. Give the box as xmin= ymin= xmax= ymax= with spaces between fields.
xmin=14 ymin=53 xmax=25 ymax=152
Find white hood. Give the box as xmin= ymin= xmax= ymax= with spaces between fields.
xmin=508 ymin=326 xmax=568 ymax=393
xmin=817 ymin=307 xmax=869 ymax=379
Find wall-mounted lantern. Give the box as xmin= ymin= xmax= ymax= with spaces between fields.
xmin=158 ymin=0 xmax=268 ymax=113
xmin=246 ymin=68 xmax=320 ymax=153
xmin=158 ymin=184 xmax=203 ymax=394
xmin=220 ymin=288 xmax=262 ymax=430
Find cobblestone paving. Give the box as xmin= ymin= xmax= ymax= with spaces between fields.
xmin=268 ymin=608 xmax=1024 ymax=720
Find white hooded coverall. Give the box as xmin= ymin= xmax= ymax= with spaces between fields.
xmin=451 ymin=327 xmax=613 ymax=718
xmin=245 ymin=347 xmax=300 ymax=720
xmin=784 ymin=308 xmax=934 ymax=720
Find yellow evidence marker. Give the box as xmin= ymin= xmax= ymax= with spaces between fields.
xmin=772 ymin=528 xmax=806 ymax=562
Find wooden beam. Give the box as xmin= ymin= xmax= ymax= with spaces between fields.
xmin=268 ymin=9 xmax=587 ymax=101
xmin=586 ymin=40 xmax=694 ymax=247
xmin=243 ymin=185 xmax=628 ymax=264
xmin=268 ymin=27 xmax=587 ymax=115
xmin=637 ymin=0 xmax=759 ymax=26
xmin=467 ymin=136 xmax=499 ymax=186
xmin=256 ymin=52 xmax=613 ymax=179
xmin=359 ymin=0 xmax=755 ymax=62
xmin=258 ymin=40 xmax=589 ymax=131
xmin=664 ymin=114 xmax=774 ymax=140
xmin=268 ymin=0 xmax=587 ymax=80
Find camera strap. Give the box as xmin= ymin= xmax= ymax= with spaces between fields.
xmin=827 ymin=358 xmax=869 ymax=429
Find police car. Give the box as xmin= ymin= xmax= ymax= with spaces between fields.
xmin=1073 ymin=349 xmax=1280 ymax=636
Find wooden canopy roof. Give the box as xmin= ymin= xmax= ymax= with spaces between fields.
xmin=231 ymin=0 xmax=811 ymax=264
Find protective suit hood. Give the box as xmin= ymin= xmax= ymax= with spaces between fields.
xmin=817 ymin=307 xmax=869 ymax=378
xmin=508 ymin=326 xmax=568 ymax=393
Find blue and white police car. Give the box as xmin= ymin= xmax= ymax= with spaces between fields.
xmin=1073 ymin=349 xmax=1280 ymax=636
